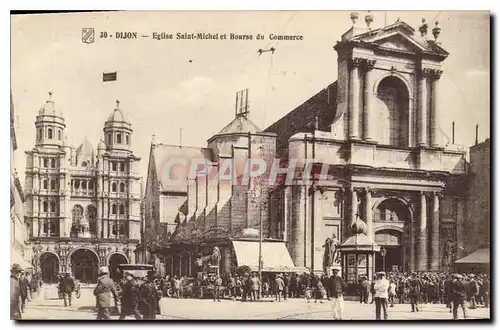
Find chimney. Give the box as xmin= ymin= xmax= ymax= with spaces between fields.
xmin=475 ymin=124 xmax=479 ymax=145
xmin=419 ymin=18 xmax=428 ymax=37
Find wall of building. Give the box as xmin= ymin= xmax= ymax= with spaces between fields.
xmin=466 ymin=139 xmax=490 ymax=253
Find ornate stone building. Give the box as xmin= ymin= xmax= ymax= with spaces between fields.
xmin=25 ymin=95 xmax=141 ymax=283
xmin=265 ymin=16 xmax=469 ymax=280
xmin=11 ymin=92 xmax=31 ymax=269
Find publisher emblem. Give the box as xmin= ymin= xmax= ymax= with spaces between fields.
xmin=82 ymin=28 xmax=95 ymax=44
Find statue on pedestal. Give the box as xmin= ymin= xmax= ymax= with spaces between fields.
xmin=323 ymin=234 xmax=340 ymax=272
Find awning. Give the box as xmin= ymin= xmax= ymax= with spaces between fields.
xmin=232 ymin=240 xmax=304 ymax=273
xmin=454 ymin=248 xmax=490 ymax=264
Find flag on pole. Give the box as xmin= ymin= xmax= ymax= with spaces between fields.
xmin=103 ymin=71 xmax=117 ymax=82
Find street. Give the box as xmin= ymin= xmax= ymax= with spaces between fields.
xmin=20 ymin=285 xmax=490 ymax=320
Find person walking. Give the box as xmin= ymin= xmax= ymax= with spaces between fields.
xmin=213 ymin=275 xmax=223 ymax=302
xmin=327 ymin=268 xmax=345 ymax=320
xmin=250 ymin=273 xmax=260 ymax=301
xmin=227 ymin=274 xmax=236 ymax=301
xmin=373 ymin=271 xmax=390 ymax=320
xmin=388 ymin=279 xmax=397 ymax=307
xmin=10 ymin=264 xmax=23 ymax=320
xmin=93 ymin=266 xmax=117 ymax=320
xmin=409 ymin=273 xmax=422 ymax=312
xmin=451 ymin=274 xmax=468 ymax=320
xmin=119 ymin=272 xmax=142 ymax=320
xmin=18 ymin=272 xmax=30 ymax=312
xmin=283 ymin=273 xmax=290 ymax=300
xmin=60 ymin=272 xmax=75 ymax=307
xmin=274 ymin=274 xmax=285 ymax=302
xmin=467 ymin=274 xmax=479 ymax=309
xmin=139 ymin=271 xmax=159 ymax=320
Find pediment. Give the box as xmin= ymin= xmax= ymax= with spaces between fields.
xmin=350 ymin=21 xmax=448 ymax=57
xmin=373 ymin=34 xmax=423 ymax=53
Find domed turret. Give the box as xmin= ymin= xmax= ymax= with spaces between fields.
xmin=103 ymin=100 xmax=133 ymax=152
xmin=35 ymin=92 xmax=66 ymax=147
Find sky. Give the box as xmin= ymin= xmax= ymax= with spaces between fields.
xmin=11 ymin=11 xmax=490 ymax=185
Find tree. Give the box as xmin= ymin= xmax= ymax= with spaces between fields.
xmin=236 ymin=265 xmax=252 ymax=277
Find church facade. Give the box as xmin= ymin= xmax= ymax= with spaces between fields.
xmin=264 ymin=16 xmax=469 ymax=281
xmin=24 ymin=96 xmax=142 ymax=283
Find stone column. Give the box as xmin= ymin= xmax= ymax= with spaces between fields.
xmin=430 ymin=70 xmax=443 ymax=148
xmin=363 ymin=59 xmax=376 ymax=141
xmin=418 ymin=69 xmax=429 ymax=146
xmin=365 ymin=188 xmax=373 ymax=241
xmin=290 ymin=186 xmax=305 ymax=267
xmin=430 ymin=192 xmax=441 ymax=271
xmin=417 ymin=192 xmax=428 ymax=271
xmin=349 ymin=58 xmax=362 ymax=140
xmin=351 ymin=188 xmax=358 ymax=225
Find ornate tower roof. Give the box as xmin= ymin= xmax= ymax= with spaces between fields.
xmin=38 ymin=92 xmax=64 ymax=118
xmin=75 ymin=137 xmax=95 ymax=167
xmin=103 ymin=100 xmax=133 ymax=152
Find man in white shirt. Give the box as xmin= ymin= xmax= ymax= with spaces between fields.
xmin=373 ymin=271 xmax=390 ymax=320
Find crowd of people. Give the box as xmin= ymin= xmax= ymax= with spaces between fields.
xmin=11 ymin=260 xmax=490 ymax=321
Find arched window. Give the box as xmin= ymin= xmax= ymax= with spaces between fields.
xmin=48 ymin=128 xmax=53 ymax=139
xmin=58 ymin=129 xmax=62 ymax=140
xmin=120 ymin=182 xmax=125 ymax=193
xmin=43 ymin=179 xmax=48 ymax=190
xmin=112 ymin=182 xmax=117 ymax=192
xmin=119 ymin=204 xmax=125 ymax=215
xmin=43 ymin=158 xmax=48 ymax=168
xmin=89 ymin=181 xmax=94 ymax=190
xmin=43 ymin=201 xmax=48 ymax=212
xmin=86 ymin=205 xmax=97 ymax=236
xmin=117 ymin=133 xmax=122 ymax=144
xmin=72 ymin=205 xmax=84 ymax=238
xmin=125 ymin=134 xmax=129 ymax=145
xmin=75 ymin=180 xmax=80 ymax=190
xmin=375 ymin=77 xmax=409 ymax=147
xmin=112 ymin=162 xmax=117 ymax=171
xmin=50 ymin=201 xmax=56 ymax=212
xmin=82 ymin=181 xmax=87 ymax=190
xmin=50 ymin=179 xmax=56 ymax=190
xmin=112 ymin=204 xmax=117 ymax=215
xmin=120 ymin=163 xmax=125 ymax=172
xmin=38 ymin=128 xmax=42 ymax=140
xmin=51 ymin=158 xmax=56 ymax=168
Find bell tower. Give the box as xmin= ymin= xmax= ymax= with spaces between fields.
xmin=333 ymin=13 xmax=448 ymax=149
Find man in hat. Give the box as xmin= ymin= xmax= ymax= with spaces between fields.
xmin=451 ymin=273 xmax=468 ymax=320
xmin=373 ymin=271 xmax=390 ymax=320
xmin=408 ymin=272 xmax=422 ymax=312
xmin=60 ymin=272 xmax=75 ymax=307
xmin=139 ymin=270 xmax=159 ymax=319
xmin=119 ymin=272 xmax=142 ymax=320
xmin=274 ymin=274 xmax=285 ymax=302
xmin=327 ymin=268 xmax=345 ymax=320
xmin=467 ymin=274 xmax=479 ymax=309
xmin=18 ymin=271 xmax=30 ymax=312
xmin=93 ymin=266 xmax=117 ymax=320
xmin=10 ymin=263 xmax=23 ymax=320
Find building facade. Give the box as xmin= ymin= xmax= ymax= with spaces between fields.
xmin=265 ymin=17 xmax=469 ymax=280
xmin=11 ymin=93 xmax=31 ymax=269
xmin=466 ymin=138 xmax=490 ymax=253
xmin=25 ymin=95 xmax=141 ymax=283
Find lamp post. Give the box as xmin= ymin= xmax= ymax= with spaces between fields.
xmin=381 ymin=248 xmax=387 ymax=273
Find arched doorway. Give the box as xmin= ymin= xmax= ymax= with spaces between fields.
xmin=375 ymin=76 xmax=410 ymax=147
xmin=375 ymin=229 xmax=403 ymax=272
xmin=70 ymin=248 xmax=98 ymax=283
xmin=39 ymin=252 xmax=59 ymax=283
xmin=373 ymin=198 xmax=412 ymax=272
xmin=108 ymin=253 xmax=128 ymax=281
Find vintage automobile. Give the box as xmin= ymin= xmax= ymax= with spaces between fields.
xmin=193 ymin=265 xmax=228 ymax=299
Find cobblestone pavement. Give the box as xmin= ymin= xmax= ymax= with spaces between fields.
xmin=20 ymin=286 xmax=490 ymax=320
